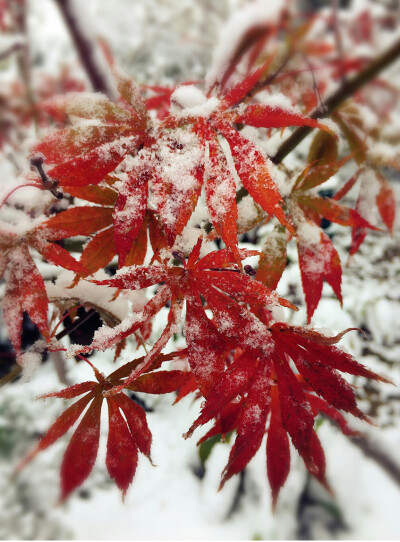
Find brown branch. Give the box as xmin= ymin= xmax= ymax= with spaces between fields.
xmin=0 ymin=42 xmax=24 ymax=62
xmin=51 ymin=350 xmax=70 ymax=386
xmin=349 ymin=433 xmax=400 ymax=488
xmin=272 ymin=35 xmax=400 ymax=164
xmin=53 ymin=0 xmax=117 ymax=100
xmin=233 ymin=34 xmax=400 ymax=205
xmin=322 ymin=412 xmax=400 ymax=489
xmin=0 ymin=365 xmax=22 ymax=388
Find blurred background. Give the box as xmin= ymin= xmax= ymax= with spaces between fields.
xmin=0 ymin=0 xmax=400 ymax=539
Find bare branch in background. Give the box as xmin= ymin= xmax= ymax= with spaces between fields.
xmin=53 ymin=0 xmax=117 ymax=100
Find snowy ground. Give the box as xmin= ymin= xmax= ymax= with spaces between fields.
xmin=1 ymin=0 xmax=400 ymax=539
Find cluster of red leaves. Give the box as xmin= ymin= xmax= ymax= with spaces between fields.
xmin=19 ymin=351 xmax=190 ymax=500
xmin=3 ymin=6 xmax=397 ymax=508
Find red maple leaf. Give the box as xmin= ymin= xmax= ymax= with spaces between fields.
xmin=184 ymin=308 xmax=390 ymax=508
xmin=0 ymin=227 xmax=86 ymax=360
xmin=18 ymin=351 xmax=188 ymax=500
xmin=72 ymin=239 xmax=294 ymax=398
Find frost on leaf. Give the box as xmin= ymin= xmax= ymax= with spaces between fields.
xmin=185 ymin=320 xmax=388 ymax=507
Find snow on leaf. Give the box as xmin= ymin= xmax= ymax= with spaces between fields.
xmin=92 ymin=264 xmax=168 ymax=291
xmin=35 ymin=125 xmax=135 ymax=164
xmin=297 ymin=225 xmax=342 ymax=322
xmin=105 ymin=295 xmax=184 ymax=395
xmin=114 ymin=69 xmax=149 ymax=122
xmin=201 ymin=269 xmax=295 ymax=310
xmin=39 ymin=382 xmax=97 ymax=400
xmin=199 ymin=122 xmax=239 ymax=261
xmin=216 ymin=120 xmax=295 ymax=234
xmin=47 ymin=138 xmax=139 ymax=187
xmin=185 ymin=290 xmax=228 ymax=397
xmin=82 ymin=285 xmax=171 ymax=353
xmin=42 ymin=92 xmax=138 ymax=125
xmin=185 ymin=350 xmax=257 ymax=439
xmin=151 ymin=132 xmax=203 ymax=245
xmin=2 ymin=244 xmax=49 ymax=360
xmin=113 ymin=174 xmax=148 ymax=266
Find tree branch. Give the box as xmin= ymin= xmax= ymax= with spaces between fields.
xmin=349 ymin=433 xmax=400 ymax=488
xmin=234 ymin=35 xmax=400 ymax=205
xmin=272 ymin=35 xmax=400 ymax=164
xmin=53 ymin=0 xmax=117 ymax=100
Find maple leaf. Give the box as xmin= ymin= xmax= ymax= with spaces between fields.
xmin=34 ymin=81 xmax=149 ymax=188
xmin=34 ymin=179 xmax=164 ymax=273
xmin=175 ymin=68 xmax=331 ymax=246
xmin=256 ymin=225 xmax=287 ymax=290
xmin=73 ymin=239 xmax=293 ymax=397
xmin=296 ymin=224 xmax=342 ymax=322
xmin=184 ymin=309 xmax=389 ymax=508
xmin=17 ymin=352 xmax=188 ymax=500
xmin=286 ymin=156 xmax=380 ymax=320
xmin=0 ymin=228 xmax=86 ymax=360
xmin=349 ymin=168 xmax=396 ymax=256
xmin=29 ymin=62 xmax=333 ymax=254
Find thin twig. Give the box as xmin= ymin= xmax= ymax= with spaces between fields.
xmin=30 ymin=155 xmax=64 ymax=199
xmin=301 ymin=51 xmax=327 ymax=115
xmin=54 ymin=308 xmax=97 ymax=341
xmin=246 ymin=51 xmax=293 ymax=101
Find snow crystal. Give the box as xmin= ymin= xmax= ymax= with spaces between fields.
xmin=149 ymin=128 xmax=203 ymax=230
xmin=205 ymin=0 xmax=286 ymax=91
xmin=357 ymin=168 xmax=380 ymax=224
xmin=170 ymin=85 xmax=219 ymax=118
xmin=257 ymin=92 xmax=296 ymax=113
xmin=296 ymin=220 xmax=321 ymax=246
xmin=20 ymin=352 xmax=42 ymax=382
xmin=46 ymin=269 xmax=146 ymax=322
